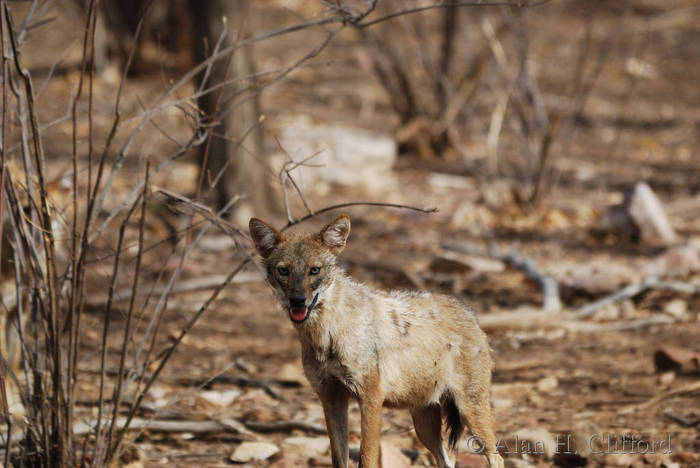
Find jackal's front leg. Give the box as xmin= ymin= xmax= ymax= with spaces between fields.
xmin=319 ymin=380 xmax=350 ymax=468
xmin=359 ymin=376 xmax=383 ymax=468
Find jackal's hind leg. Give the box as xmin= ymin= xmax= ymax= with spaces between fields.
xmin=411 ymin=404 xmax=454 ymax=468
xmin=455 ymin=390 xmax=502 ymax=468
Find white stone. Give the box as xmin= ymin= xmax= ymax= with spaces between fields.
xmin=284 ymin=436 xmax=330 ymax=457
xmin=230 ymin=442 xmax=279 ymax=462
xmin=627 ymin=182 xmax=677 ymax=246
xmin=276 ymin=116 xmax=397 ymax=195
xmin=199 ymin=388 xmax=242 ymax=407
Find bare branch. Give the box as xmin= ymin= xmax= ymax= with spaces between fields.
xmin=356 ymin=0 xmax=549 ymax=28
xmin=284 ymin=202 xmax=438 ymax=231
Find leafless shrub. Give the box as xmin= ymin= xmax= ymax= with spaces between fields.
xmin=352 ymin=0 xmax=639 ymax=208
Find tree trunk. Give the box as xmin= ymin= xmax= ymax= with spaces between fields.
xmin=189 ymin=0 xmax=273 ymax=223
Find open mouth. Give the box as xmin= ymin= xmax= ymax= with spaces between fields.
xmin=289 ymin=294 xmax=318 ymax=323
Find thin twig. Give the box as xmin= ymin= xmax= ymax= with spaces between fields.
xmin=283 ymin=202 xmax=437 ymax=231
xmin=618 ymin=380 xmax=700 ymax=415
xmin=244 ymin=420 xmax=327 ymax=435
xmin=441 ymin=240 xmax=561 ymax=312
xmin=93 ymin=189 xmax=142 ymax=465
xmin=105 ymin=161 xmax=150 ymax=462
xmin=356 ymin=0 xmax=549 ymax=28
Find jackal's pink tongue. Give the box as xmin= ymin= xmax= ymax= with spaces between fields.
xmin=290 ymin=307 xmax=308 ymax=322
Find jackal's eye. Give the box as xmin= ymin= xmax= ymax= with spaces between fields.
xmin=309 ymin=266 xmax=320 ymax=275
xmin=277 ymin=266 xmax=289 ymax=276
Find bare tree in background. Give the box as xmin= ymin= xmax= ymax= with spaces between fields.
xmin=189 ymin=0 xmax=272 ymax=221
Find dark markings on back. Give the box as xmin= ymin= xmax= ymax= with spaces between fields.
xmin=390 ymin=308 xmax=411 ymax=337
xmin=401 ymin=319 xmax=411 ymax=337
xmin=390 ymin=308 xmax=400 ymax=331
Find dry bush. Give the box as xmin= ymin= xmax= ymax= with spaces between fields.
xmin=355 ymin=0 xmax=638 ymax=208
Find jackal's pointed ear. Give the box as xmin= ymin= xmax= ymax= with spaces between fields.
xmin=249 ymin=218 xmax=282 ymax=258
xmin=320 ymin=215 xmax=351 ymax=255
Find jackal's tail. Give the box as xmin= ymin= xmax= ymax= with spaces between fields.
xmin=441 ymin=391 xmax=465 ymax=450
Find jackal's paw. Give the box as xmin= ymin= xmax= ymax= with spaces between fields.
xmin=488 ymin=453 xmax=505 ymax=468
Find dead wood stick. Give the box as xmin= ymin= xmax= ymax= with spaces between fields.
xmin=243 ymin=420 xmax=327 ymax=435
xmin=664 ymin=410 xmax=700 ymax=427
xmin=618 ymin=380 xmax=700 ymax=415
xmin=479 ymin=308 xmax=675 ymax=332
xmin=283 ymin=201 xmax=437 ymax=231
xmin=495 ymin=358 xmax=552 ymax=373
xmin=69 ymin=417 xmax=327 ymax=437
xmin=478 ymin=309 xmax=565 ymax=332
xmin=500 ymin=250 xmax=561 ymax=313
xmin=575 ymin=276 xmax=699 ymax=319
xmin=72 ymin=417 xmax=251 ymax=437
xmin=563 ymin=315 xmax=674 ymax=333
xmin=164 ymin=375 xmax=284 ymax=400
xmin=442 ymin=240 xmax=561 ymax=312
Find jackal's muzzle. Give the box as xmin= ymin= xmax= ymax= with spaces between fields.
xmin=288 ymin=293 xmax=319 ymax=322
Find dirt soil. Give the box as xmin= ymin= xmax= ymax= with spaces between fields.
xmin=10 ymin=0 xmax=700 ymax=467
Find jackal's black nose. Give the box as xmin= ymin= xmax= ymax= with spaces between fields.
xmin=289 ymin=296 xmax=306 ymax=308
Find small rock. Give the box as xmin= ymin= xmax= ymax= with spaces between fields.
xmin=199 ymin=388 xmax=241 ymax=407
xmin=556 ymin=261 xmax=639 ymax=295
xmin=593 ymin=303 xmax=622 ymax=321
xmin=664 ymin=299 xmax=688 ymax=320
xmin=230 ymin=442 xmax=279 ymax=463
xmin=349 ymin=442 xmax=412 ymax=468
xmin=625 ymin=57 xmax=658 ymax=79
xmin=427 ymin=172 xmax=474 ymax=190
xmin=654 ymin=346 xmax=700 ymax=372
xmin=284 ymin=436 xmax=330 ymax=458
xmin=643 ymin=452 xmax=673 ymax=466
xmin=658 ymin=371 xmax=676 ymax=385
xmin=506 ymin=427 xmax=557 ymax=459
xmin=570 ymin=420 xmax=600 ymax=458
xmin=492 ymin=398 xmax=514 ymax=411
xmin=504 ymin=458 xmax=532 ymax=468
xmin=536 ymin=376 xmax=558 ymax=393
xmin=604 ymin=453 xmax=638 ymax=467
xmin=626 ymin=182 xmax=677 ymax=246
xmin=122 ymin=463 xmax=143 ymax=468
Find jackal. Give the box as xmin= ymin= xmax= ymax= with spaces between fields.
xmin=249 ymin=215 xmax=503 ymax=468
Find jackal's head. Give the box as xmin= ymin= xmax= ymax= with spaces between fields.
xmin=248 ymin=215 xmax=350 ymax=323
